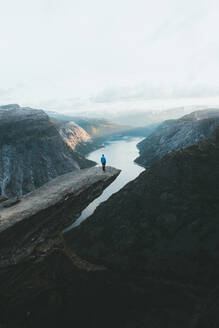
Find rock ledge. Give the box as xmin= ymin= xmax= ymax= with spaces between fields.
xmin=0 ymin=166 xmax=120 ymax=266
xmin=0 ymin=166 xmax=120 ymax=233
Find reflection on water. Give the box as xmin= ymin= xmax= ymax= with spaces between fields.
xmin=64 ymin=137 xmax=144 ymax=231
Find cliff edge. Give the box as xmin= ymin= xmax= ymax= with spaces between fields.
xmin=136 ymin=109 xmax=219 ymax=167
xmin=0 ymin=166 xmax=120 ymax=267
xmin=0 ymin=105 xmax=95 ymax=197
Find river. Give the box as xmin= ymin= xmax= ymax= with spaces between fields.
xmin=64 ymin=136 xmax=144 ymax=231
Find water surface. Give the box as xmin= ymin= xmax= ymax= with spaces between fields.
xmin=65 ymin=137 xmax=144 ymax=230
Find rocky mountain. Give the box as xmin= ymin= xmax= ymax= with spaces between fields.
xmin=48 ymin=111 xmax=158 ymax=138
xmin=47 ymin=111 xmax=130 ymax=137
xmin=73 ymin=118 xmax=130 ymax=137
xmin=58 ymin=121 xmax=91 ymax=150
xmin=48 ymin=111 xmax=154 ymax=155
xmin=0 ymin=105 xmax=94 ymax=198
xmin=0 ymin=167 xmax=122 ymax=328
xmin=135 ymin=109 xmax=219 ymax=167
xmin=64 ymin=126 xmax=219 ymax=327
xmin=1 ymin=106 xmax=219 ymax=327
xmin=66 ymin=126 xmax=219 ymax=276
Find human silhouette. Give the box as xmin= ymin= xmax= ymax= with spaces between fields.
xmin=101 ymin=154 xmax=106 ymax=171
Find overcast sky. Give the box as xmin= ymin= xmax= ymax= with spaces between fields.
xmin=0 ymin=0 xmax=219 ymax=114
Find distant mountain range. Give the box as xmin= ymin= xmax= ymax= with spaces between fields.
xmin=99 ymin=105 xmax=211 ymax=126
xmin=47 ymin=110 xmax=157 ymax=154
xmin=46 ymin=111 xmax=131 ymax=137
xmin=136 ymin=109 xmax=219 ymax=166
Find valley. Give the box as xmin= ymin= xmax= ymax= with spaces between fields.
xmin=65 ymin=136 xmax=144 ymax=230
xmin=0 ymin=105 xmax=219 ymax=328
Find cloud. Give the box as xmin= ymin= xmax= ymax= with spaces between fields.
xmin=0 ymin=0 xmax=219 ymax=110
xmin=92 ymin=84 xmax=219 ymax=104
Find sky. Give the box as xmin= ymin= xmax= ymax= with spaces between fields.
xmin=0 ymin=0 xmax=219 ymax=116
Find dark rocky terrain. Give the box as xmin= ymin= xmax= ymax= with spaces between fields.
xmin=2 ymin=106 xmax=219 ymax=328
xmin=136 ymin=109 xmax=219 ymax=167
xmin=2 ymin=132 xmax=217 ymax=327
xmin=0 ymin=105 xmax=94 ymax=198
xmin=65 ymin=125 xmax=219 ymax=327
xmin=0 ymin=167 xmax=121 ymax=328
xmin=67 ymin=126 xmax=219 ymax=277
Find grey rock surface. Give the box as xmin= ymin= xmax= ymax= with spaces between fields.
xmin=0 ymin=105 xmax=94 ymax=197
xmin=0 ymin=166 xmax=120 ymax=266
xmin=0 ymin=166 xmax=120 ymax=233
xmin=136 ymin=109 xmax=219 ymax=167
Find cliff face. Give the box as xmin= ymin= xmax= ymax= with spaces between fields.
xmin=74 ymin=118 xmax=130 ymax=137
xmin=0 ymin=167 xmax=124 ymax=328
xmin=16 ymin=125 xmax=215 ymax=328
xmin=67 ymin=126 xmax=219 ymax=283
xmin=58 ymin=121 xmax=91 ymax=149
xmin=0 ymin=105 xmax=94 ymax=197
xmin=136 ymin=109 xmax=219 ymax=167
xmin=0 ymin=166 xmax=120 ymax=267
xmin=2 ymin=115 xmax=219 ymax=327
xmin=62 ymin=128 xmax=219 ymax=328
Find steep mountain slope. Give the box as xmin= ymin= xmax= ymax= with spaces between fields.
xmin=67 ymin=126 xmax=219 ymax=284
xmin=47 ymin=111 xmax=130 ymax=137
xmin=73 ymin=118 xmax=130 ymax=137
xmin=0 ymin=167 xmax=123 ymax=328
xmin=63 ymin=126 xmax=219 ymax=327
xmin=135 ymin=109 xmax=219 ymax=167
xmin=0 ymin=105 xmax=94 ymax=197
xmin=49 ymin=111 xmax=158 ymax=139
xmin=49 ymin=111 xmax=150 ymax=155
xmin=2 ymin=107 xmax=219 ymax=327
xmin=58 ymin=121 xmax=91 ymax=149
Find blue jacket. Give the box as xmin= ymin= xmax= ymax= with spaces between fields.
xmin=101 ymin=156 xmax=106 ymax=164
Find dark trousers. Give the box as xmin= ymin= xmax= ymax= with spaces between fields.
xmin=102 ymin=163 xmax=106 ymax=171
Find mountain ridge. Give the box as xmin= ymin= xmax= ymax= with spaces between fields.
xmin=0 ymin=105 xmax=94 ymax=197
xmin=136 ymin=109 xmax=219 ymax=167
xmin=66 ymin=124 xmax=219 ymax=283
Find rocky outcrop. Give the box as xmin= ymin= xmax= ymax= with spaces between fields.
xmin=0 ymin=166 xmax=120 ymax=267
xmin=0 ymin=105 xmax=95 ymax=197
xmin=0 ymin=166 xmax=127 ymax=328
xmin=58 ymin=121 xmax=91 ymax=149
xmin=135 ymin=109 xmax=219 ymax=167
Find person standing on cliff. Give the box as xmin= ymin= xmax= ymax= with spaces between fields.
xmin=101 ymin=154 xmax=106 ymax=171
